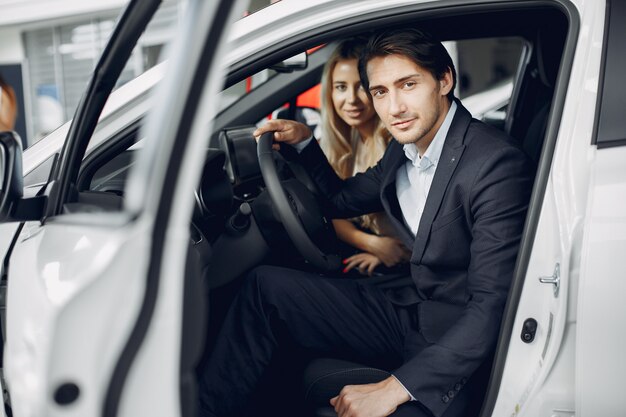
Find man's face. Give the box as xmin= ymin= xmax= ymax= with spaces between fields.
xmin=366 ymin=54 xmax=452 ymax=149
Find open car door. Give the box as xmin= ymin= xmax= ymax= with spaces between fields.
xmin=0 ymin=0 xmax=244 ymax=416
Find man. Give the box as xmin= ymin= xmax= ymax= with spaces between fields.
xmin=198 ymin=29 xmax=533 ymax=417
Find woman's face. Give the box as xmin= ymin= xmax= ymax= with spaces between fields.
xmin=331 ymin=58 xmax=377 ymax=130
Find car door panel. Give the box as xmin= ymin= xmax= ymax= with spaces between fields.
xmin=490 ymin=1 xmax=602 ymax=415
xmin=576 ymin=146 xmax=626 ymax=416
xmin=577 ymin=0 xmax=626 ymax=412
xmin=3 ymin=0 xmax=246 ymax=415
xmin=5 ymin=217 xmax=150 ymax=417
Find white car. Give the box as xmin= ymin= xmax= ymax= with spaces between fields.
xmin=0 ymin=0 xmax=624 ymax=417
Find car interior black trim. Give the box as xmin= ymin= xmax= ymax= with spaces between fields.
xmin=101 ymin=1 xmax=237 ymax=416
xmin=591 ymin=0 xmax=609 ymax=147
xmin=504 ymin=40 xmax=533 ymax=135
xmin=0 ymin=221 xmax=24 ymax=369
xmin=592 ymin=0 xmax=626 ymax=146
xmin=597 ymin=137 xmax=626 ymax=149
xmin=179 ymin=241 xmax=209 ymax=417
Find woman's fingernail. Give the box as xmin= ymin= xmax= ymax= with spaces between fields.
xmin=343 ymin=268 xmax=348 ymax=273
xmin=342 ymin=259 xmax=348 ymax=264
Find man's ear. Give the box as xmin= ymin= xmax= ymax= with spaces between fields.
xmin=439 ymin=68 xmax=454 ymax=96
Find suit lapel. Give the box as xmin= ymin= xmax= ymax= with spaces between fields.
xmin=412 ymin=102 xmax=472 ymax=262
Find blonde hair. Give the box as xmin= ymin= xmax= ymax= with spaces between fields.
xmin=319 ymin=39 xmax=391 ymax=179
xmin=319 ymin=39 xmax=392 ymax=234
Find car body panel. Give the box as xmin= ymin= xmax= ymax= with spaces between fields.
xmin=5 ymin=217 xmax=149 ymax=417
xmin=3 ymin=1 xmax=241 ymax=416
xmin=1 ymin=0 xmax=625 ymax=416
xmin=492 ymin=1 xmax=614 ymax=415
xmin=576 ymin=145 xmax=626 ymax=416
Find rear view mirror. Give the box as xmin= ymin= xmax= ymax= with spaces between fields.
xmin=270 ymin=52 xmax=307 ymax=73
xmin=0 ymin=131 xmax=24 ymax=222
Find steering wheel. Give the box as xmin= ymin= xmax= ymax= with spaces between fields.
xmin=257 ymin=132 xmax=341 ymax=271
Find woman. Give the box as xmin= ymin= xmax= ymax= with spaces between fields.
xmin=319 ymin=39 xmax=410 ymax=275
xmin=0 ymin=74 xmax=17 ymax=132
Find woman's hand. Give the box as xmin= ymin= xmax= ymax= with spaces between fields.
xmin=365 ymin=235 xmax=411 ymax=267
xmin=343 ymin=253 xmax=382 ymax=276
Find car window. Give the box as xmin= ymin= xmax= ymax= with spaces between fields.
xmin=81 ymin=34 xmax=525 ymax=208
xmin=255 ymin=37 xmax=525 ymax=133
xmin=218 ymin=68 xmax=279 ymax=113
xmin=89 ymin=149 xmax=138 ymax=195
xmin=218 ymin=46 xmax=323 ymax=113
xmin=454 ymin=37 xmax=525 ymax=128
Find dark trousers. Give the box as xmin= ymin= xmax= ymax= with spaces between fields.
xmin=197 ymin=266 xmax=449 ymax=417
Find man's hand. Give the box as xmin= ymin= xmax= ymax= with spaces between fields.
xmin=365 ymin=236 xmax=411 ymax=267
xmin=343 ymin=252 xmax=382 ymax=276
xmin=330 ymin=377 xmax=411 ymax=417
xmin=253 ymin=119 xmax=312 ymax=147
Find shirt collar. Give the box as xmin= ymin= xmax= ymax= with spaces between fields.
xmin=402 ymin=101 xmax=457 ymax=170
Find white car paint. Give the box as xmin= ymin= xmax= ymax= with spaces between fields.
xmin=5 ymin=216 xmax=151 ymax=417
xmin=1 ymin=0 xmax=624 ymax=416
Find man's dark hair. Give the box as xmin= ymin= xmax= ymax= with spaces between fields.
xmin=358 ymin=28 xmax=457 ymax=100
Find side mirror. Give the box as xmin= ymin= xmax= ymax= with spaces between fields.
xmin=0 ymin=131 xmax=24 ymax=222
xmin=270 ymin=52 xmax=307 ymax=73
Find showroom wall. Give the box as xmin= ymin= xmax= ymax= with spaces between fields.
xmin=0 ymin=0 xmax=184 ymax=147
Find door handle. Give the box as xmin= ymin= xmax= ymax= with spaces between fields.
xmin=538 ymin=263 xmax=560 ymax=298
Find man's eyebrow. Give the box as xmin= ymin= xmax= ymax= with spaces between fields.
xmin=368 ymin=73 xmax=422 ymax=92
xmin=394 ymin=74 xmax=422 ymax=85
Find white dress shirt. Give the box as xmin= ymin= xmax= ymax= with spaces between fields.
xmin=395 ymin=101 xmax=457 ymax=236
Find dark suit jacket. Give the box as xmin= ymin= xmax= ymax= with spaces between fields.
xmin=294 ymin=101 xmax=534 ymax=417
